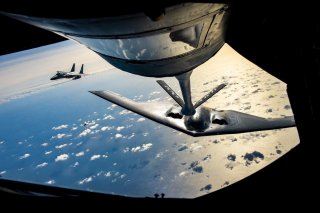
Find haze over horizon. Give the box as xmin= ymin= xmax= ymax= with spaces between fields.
xmin=0 ymin=42 xmax=299 ymax=198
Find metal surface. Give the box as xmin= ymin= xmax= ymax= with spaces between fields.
xmin=2 ymin=3 xmax=230 ymax=77
xmin=90 ymin=90 xmax=296 ymax=137
xmin=156 ymin=80 xmax=184 ymax=107
xmin=2 ymin=4 xmax=226 ymax=37
xmin=67 ymin=24 xmax=203 ymax=61
xmin=50 ymin=63 xmax=84 ymax=80
xmin=176 ymin=71 xmax=196 ymax=116
xmin=194 ymin=83 xmax=226 ymax=109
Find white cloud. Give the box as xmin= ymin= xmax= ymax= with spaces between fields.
xmin=143 ymin=132 xmax=149 ymax=137
xmin=79 ymin=129 xmax=91 ymax=137
xmin=52 ymin=124 xmax=68 ymax=130
xmin=101 ymin=126 xmax=113 ymax=131
xmin=147 ymin=97 xmax=161 ymax=102
xmin=90 ymin=124 xmax=99 ymax=129
xmin=120 ymin=174 xmax=126 ymax=179
xmin=55 ymin=154 xmax=69 ymax=162
xmin=90 ymin=155 xmax=101 ymax=161
xmin=115 ymin=133 xmax=123 ymax=139
xmin=155 ymin=152 xmax=163 ymax=159
xmin=107 ymin=105 xmax=117 ymax=110
xmin=46 ymin=180 xmax=55 ymax=185
xmin=102 ymin=155 xmax=108 ymax=158
xmin=36 ymin=162 xmax=48 ymax=168
xmin=131 ymin=143 xmax=153 ymax=153
xmin=52 ymin=133 xmax=71 ymax=139
xmin=55 ymin=144 xmax=67 ymax=149
xmin=140 ymin=143 xmax=152 ymax=152
xmin=123 ymin=147 xmax=129 ymax=153
xmin=131 ymin=146 xmax=141 ymax=152
xmin=105 ymin=171 xmax=112 ymax=177
xmin=41 ymin=142 xmax=49 ymax=147
xmin=133 ymin=95 xmax=143 ymax=101
xmin=83 ymin=121 xmax=95 ymax=126
xmin=149 ymin=91 xmax=161 ymax=96
xmin=76 ymin=151 xmax=84 ymax=157
xmin=103 ymin=115 xmax=115 ymax=120
xmin=71 ymin=162 xmax=79 ymax=167
xmin=79 ymin=177 xmax=93 ymax=185
xmin=119 ymin=110 xmax=132 ymax=115
xmin=137 ymin=118 xmax=146 ymax=122
xmin=19 ymin=153 xmax=30 ymax=159
xmin=0 ymin=141 xmax=4 ymax=144
xmin=191 ymin=145 xmax=203 ymax=152
xmin=127 ymin=133 xmax=135 ymax=140
xmin=116 ymin=126 xmax=125 ymax=131
xmin=45 ymin=151 xmax=52 ymax=155
xmin=71 ymin=127 xmax=78 ymax=131
xmin=179 ymin=171 xmax=187 ymax=177
xmin=0 ymin=171 xmax=6 ymax=175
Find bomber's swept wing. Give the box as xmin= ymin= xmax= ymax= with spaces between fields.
xmin=90 ymin=90 xmax=295 ymax=137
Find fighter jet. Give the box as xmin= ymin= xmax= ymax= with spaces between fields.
xmin=50 ymin=63 xmax=84 ymax=80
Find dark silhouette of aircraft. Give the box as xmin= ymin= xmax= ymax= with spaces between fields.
xmin=50 ymin=63 xmax=84 ymax=80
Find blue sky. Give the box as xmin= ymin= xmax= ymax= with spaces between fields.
xmin=0 ymin=40 xmax=113 ymax=103
xmin=0 ymin=42 xmax=299 ymax=198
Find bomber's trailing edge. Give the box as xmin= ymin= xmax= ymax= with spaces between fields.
xmin=90 ymin=89 xmax=295 ymax=137
xmin=2 ymin=2 xmax=296 ymax=136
